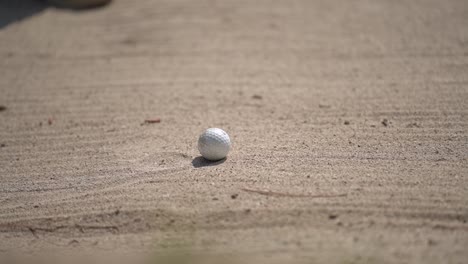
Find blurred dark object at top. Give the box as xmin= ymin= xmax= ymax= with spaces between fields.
xmin=0 ymin=0 xmax=46 ymax=29
xmin=46 ymin=0 xmax=111 ymax=9
xmin=0 ymin=0 xmax=111 ymax=29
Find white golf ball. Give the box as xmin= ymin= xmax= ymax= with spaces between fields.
xmin=198 ymin=128 xmax=231 ymax=161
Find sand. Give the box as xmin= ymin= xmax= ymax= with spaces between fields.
xmin=0 ymin=0 xmax=467 ymax=263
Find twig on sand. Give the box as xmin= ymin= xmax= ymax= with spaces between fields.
xmin=142 ymin=118 xmax=161 ymax=125
xmin=241 ymin=188 xmax=347 ymax=198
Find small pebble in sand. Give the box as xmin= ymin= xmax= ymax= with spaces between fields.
xmin=381 ymin=119 xmax=389 ymax=127
xmin=328 ymin=214 xmax=338 ymax=220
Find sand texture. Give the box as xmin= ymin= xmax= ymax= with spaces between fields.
xmin=0 ymin=0 xmax=467 ymax=263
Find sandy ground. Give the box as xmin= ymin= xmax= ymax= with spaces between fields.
xmin=0 ymin=0 xmax=467 ymax=263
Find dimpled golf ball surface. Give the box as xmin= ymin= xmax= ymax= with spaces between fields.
xmin=198 ymin=128 xmax=231 ymax=161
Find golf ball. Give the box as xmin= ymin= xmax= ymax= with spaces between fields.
xmin=198 ymin=128 xmax=231 ymax=161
